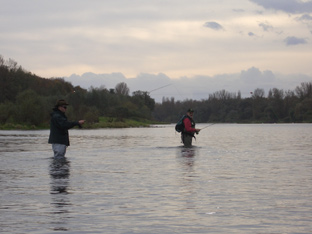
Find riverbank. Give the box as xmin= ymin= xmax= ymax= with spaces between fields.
xmin=0 ymin=117 xmax=164 ymax=130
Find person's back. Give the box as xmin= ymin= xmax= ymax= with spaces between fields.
xmin=49 ymin=107 xmax=71 ymax=146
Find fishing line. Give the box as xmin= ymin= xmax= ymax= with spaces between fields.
xmin=200 ymin=123 xmax=215 ymax=131
xmin=149 ymin=84 xmax=172 ymax=93
xmin=173 ymin=84 xmax=186 ymax=101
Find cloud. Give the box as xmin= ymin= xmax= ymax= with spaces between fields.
xmin=259 ymin=22 xmax=273 ymax=31
xmin=298 ymin=13 xmax=312 ymax=21
xmin=2 ymin=0 xmax=312 ymax=80
xmin=65 ymin=67 xmax=312 ymax=102
xmin=284 ymin=36 xmax=308 ymax=45
xmin=240 ymin=67 xmax=275 ymax=84
xmin=250 ymin=0 xmax=312 ymax=14
xmin=232 ymin=9 xmax=245 ymax=13
xmin=203 ymin=21 xmax=224 ymax=30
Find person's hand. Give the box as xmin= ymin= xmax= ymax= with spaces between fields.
xmin=79 ymin=120 xmax=85 ymax=125
xmin=195 ymin=129 xmax=200 ymax=134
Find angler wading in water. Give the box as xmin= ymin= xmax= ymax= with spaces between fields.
xmin=48 ymin=99 xmax=85 ymax=159
xmin=180 ymin=109 xmax=201 ymax=147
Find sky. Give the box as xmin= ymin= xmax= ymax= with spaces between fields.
xmin=1 ymin=0 xmax=312 ymax=102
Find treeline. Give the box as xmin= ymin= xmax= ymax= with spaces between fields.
xmin=0 ymin=56 xmax=155 ymax=128
xmin=1 ymin=55 xmax=311 ymax=128
xmin=153 ymin=83 xmax=312 ymax=123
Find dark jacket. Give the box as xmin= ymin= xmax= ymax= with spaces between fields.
xmin=48 ymin=108 xmax=80 ymax=146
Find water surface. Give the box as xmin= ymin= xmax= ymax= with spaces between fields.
xmin=1 ymin=124 xmax=311 ymax=233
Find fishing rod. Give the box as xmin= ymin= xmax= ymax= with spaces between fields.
xmin=200 ymin=123 xmax=215 ymax=131
xmin=149 ymin=84 xmax=172 ymax=93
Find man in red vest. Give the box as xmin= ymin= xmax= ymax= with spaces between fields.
xmin=181 ymin=108 xmax=201 ymax=147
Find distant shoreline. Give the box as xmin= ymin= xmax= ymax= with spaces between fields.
xmin=0 ymin=118 xmax=165 ymax=130
xmin=1 ymin=121 xmax=311 ymax=131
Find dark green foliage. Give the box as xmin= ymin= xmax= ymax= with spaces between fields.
xmin=1 ymin=55 xmax=311 ymax=128
xmin=153 ymin=84 xmax=312 ymax=123
xmin=0 ymin=56 xmax=156 ymax=128
xmin=14 ymin=90 xmax=45 ymax=125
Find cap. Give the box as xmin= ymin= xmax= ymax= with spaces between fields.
xmin=187 ymin=108 xmax=194 ymax=113
xmin=55 ymin=99 xmax=69 ymax=107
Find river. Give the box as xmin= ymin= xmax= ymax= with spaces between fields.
xmin=0 ymin=124 xmax=311 ymax=233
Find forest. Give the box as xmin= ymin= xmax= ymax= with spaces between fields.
xmin=0 ymin=56 xmax=156 ymax=129
xmin=0 ymin=55 xmax=311 ymax=129
xmin=154 ymin=82 xmax=312 ymax=124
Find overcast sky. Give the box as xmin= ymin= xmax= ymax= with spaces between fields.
xmin=1 ymin=0 xmax=312 ymax=102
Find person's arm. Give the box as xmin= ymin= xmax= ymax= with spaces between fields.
xmin=54 ymin=114 xmax=81 ymax=130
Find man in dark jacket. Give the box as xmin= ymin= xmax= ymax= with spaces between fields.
xmin=48 ymin=99 xmax=85 ymax=159
xmin=181 ymin=108 xmax=201 ymax=147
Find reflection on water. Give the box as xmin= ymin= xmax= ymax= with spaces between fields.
xmin=180 ymin=147 xmax=196 ymax=158
xmin=176 ymin=147 xmax=199 ymax=213
xmin=0 ymin=124 xmax=312 ymax=234
xmin=49 ymin=158 xmax=71 ymax=231
xmin=50 ymin=158 xmax=70 ymax=194
xmin=177 ymin=147 xmax=197 ymax=168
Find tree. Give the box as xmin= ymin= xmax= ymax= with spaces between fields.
xmin=0 ymin=101 xmax=14 ymax=124
xmin=115 ymin=82 xmax=130 ymax=96
xmin=294 ymin=98 xmax=312 ymax=122
xmin=252 ymin=88 xmax=265 ymax=98
xmin=209 ymin=90 xmax=237 ymax=100
xmin=15 ymin=90 xmax=44 ymax=125
xmin=295 ymin=82 xmax=312 ymax=100
xmin=266 ymin=88 xmax=285 ymax=122
xmin=83 ymin=106 xmax=100 ymax=123
xmin=251 ymin=88 xmax=266 ymax=121
xmin=131 ymin=91 xmax=155 ymax=119
xmin=132 ymin=91 xmax=155 ymax=111
xmin=284 ymin=90 xmax=298 ymax=122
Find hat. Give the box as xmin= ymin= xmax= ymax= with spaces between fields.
xmin=55 ymin=99 xmax=69 ymax=107
xmin=187 ymin=108 xmax=194 ymax=113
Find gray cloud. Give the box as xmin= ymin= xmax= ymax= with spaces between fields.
xmin=259 ymin=22 xmax=273 ymax=31
xmin=250 ymin=0 xmax=312 ymax=14
xmin=248 ymin=32 xmax=255 ymax=36
xmin=298 ymin=14 xmax=312 ymax=21
xmin=65 ymin=67 xmax=312 ymax=103
xmin=203 ymin=21 xmax=224 ymax=30
xmin=240 ymin=67 xmax=275 ymax=84
xmin=284 ymin=36 xmax=308 ymax=45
